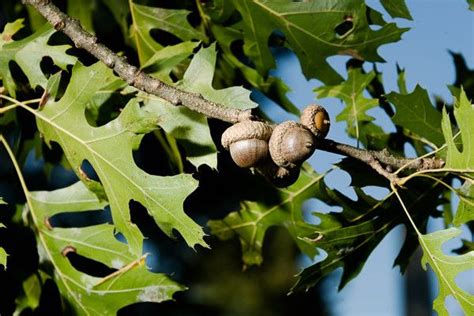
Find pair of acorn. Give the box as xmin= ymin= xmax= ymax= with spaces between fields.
xmin=221 ymin=104 xmax=330 ymax=187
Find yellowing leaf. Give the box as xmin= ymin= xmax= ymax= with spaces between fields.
xmin=419 ymin=228 xmax=474 ymax=315
xmin=34 ymin=62 xmax=207 ymax=256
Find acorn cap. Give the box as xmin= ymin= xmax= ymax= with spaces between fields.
xmin=300 ymin=104 xmax=330 ymax=138
xmin=269 ymin=121 xmax=316 ymax=169
xmin=221 ymin=120 xmax=273 ymax=150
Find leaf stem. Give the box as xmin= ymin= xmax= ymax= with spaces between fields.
xmin=390 ymin=183 xmax=421 ymax=236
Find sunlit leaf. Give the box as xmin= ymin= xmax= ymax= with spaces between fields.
xmin=419 ymin=228 xmax=474 ymax=315
xmin=29 ymin=181 xmax=185 ymax=315
xmin=442 ymin=89 xmax=474 ymax=169
xmin=34 ymin=62 xmax=207 ymax=256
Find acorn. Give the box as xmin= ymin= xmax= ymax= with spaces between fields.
xmin=300 ymin=104 xmax=330 ymax=138
xmin=269 ymin=121 xmax=316 ymax=169
xmin=221 ymin=120 xmax=273 ymax=168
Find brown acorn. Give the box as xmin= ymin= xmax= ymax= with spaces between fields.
xmin=269 ymin=121 xmax=316 ymax=169
xmin=300 ymin=104 xmax=330 ymax=138
xmin=221 ymin=120 xmax=273 ymax=168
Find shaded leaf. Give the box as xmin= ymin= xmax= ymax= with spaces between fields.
xmin=29 ymin=181 xmax=185 ymax=315
xmin=380 ymin=0 xmax=413 ymax=20
xmin=316 ymin=69 xmax=379 ymax=143
xmin=292 ymin=176 xmax=444 ymax=291
xmin=208 ymin=166 xmax=325 ymax=265
xmin=130 ymin=2 xmax=204 ymax=64
xmin=34 ymin=62 xmax=207 ymax=256
xmin=419 ymin=228 xmax=474 ymax=315
xmin=386 ymin=85 xmax=445 ymax=147
xmin=0 ymin=22 xmax=76 ymax=96
xmin=441 ymin=89 xmax=474 ymax=169
xmin=232 ymin=0 xmax=408 ymax=84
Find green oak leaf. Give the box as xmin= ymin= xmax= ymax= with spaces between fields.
xmin=130 ymin=2 xmax=205 ymax=64
xmin=468 ymin=0 xmax=474 ymax=11
xmin=29 ymin=181 xmax=185 ymax=315
xmin=441 ymin=89 xmax=474 ymax=169
xmin=232 ymin=0 xmax=408 ymax=84
xmin=316 ymin=69 xmax=379 ymax=143
xmin=380 ymin=0 xmax=413 ymax=20
xmin=0 ymin=21 xmax=76 ymax=96
xmin=386 ymin=85 xmax=445 ymax=147
xmin=419 ymin=228 xmax=474 ymax=316
xmin=34 ymin=61 xmax=207 ymax=256
xmin=143 ymin=45 xmax=257 ymax=168
xmin=101 ymin=0 xmax=130 ymax=43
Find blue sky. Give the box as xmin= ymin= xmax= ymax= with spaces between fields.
xmin=257 ymin=1 xmax=473 ymax=315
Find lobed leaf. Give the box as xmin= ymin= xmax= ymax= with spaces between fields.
xmin=232 ymin=0 xmax=408 ymax=84
xmin=29 ymin=181 xmax=185 ymax=315
xmin=143 ymin=45 xmax=257 ymax=168
xmin=129 ymin=2 xmax=204 ymax=64
xmin=441 ymin=89 xmax=474 ymax=169
xmin=380 ymin=0 xmax=413 ymax=20
xmin=419 ymin=228 xmax=474 ymax=315
xmin=0 ymin=21 xmax=76 ymax=96
xmin=316 ymin=69 xmax=379 ymax=143
xmin=34 ymin=61 xmax=207 ymax=256
xmin=386 ymin=85 xmax=445 ymax=147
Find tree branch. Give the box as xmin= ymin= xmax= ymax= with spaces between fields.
xmin=21 ymin=0 xmax=252 ymax=124
xmin=22 ymin=0 xmax=445 ymax=180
